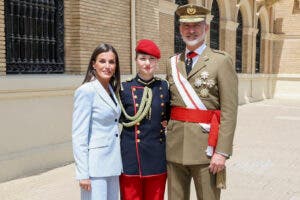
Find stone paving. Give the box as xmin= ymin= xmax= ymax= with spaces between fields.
xmin=1 ymin=98 xmax=300 ymax=200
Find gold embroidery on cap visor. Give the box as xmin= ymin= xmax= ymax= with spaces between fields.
xmin=187 ymin=7 xmax=196 ymax=15
xmin=176 ymin=4 xmax=210 ymax=23
xmin=179 ymin=15 xmax=206 ymax=23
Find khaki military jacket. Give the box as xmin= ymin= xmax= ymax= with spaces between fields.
xmin=166 ymin=46 xmax=238 ymax=165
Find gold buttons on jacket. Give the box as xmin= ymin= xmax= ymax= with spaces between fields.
xmin=132 ymin=88 xmax=136 ymax=91
xmin=161 ymin=103 xmax=164 ymax=107
xmin=160 ymin=94 xmax=164 ymax=98
xmin=136 ymin=103 xmax=139 ymax=107
xmin=136 ymin=130 xmax=140 ymax=134
xmin=136 ymin=139 xmax=140 ymax=143
xmin=134 ymin=95 xmax=138 ymax=99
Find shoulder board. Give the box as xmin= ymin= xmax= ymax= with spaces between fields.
xmin=155 ymin=76 xmax=169 ymax=89
xmin=125 ymin=77 xmax=134 ymax=82
xmin=165 ymin=80 xmax=170 ymax=89
xmin=121 ymin=77 xmax=133 ymax=91
xmin=154 ymin=76 xmax=161 ymax=81
xmin=211 ymin=49 xmax=226 ymax=55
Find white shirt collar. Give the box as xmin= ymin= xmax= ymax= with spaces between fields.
xmin=185 ymin=43 xmax=207 ymax=58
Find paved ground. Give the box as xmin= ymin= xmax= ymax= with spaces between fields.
xmin=1 ymin=98 xmax=300 ymax=200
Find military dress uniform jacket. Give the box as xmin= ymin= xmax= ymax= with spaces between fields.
xmin=166 ymin=47 xmax=238 ymax=165
xmin=119 ymin=75 xmax=170 ymax=176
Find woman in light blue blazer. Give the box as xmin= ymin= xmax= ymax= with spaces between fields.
xmin=72 ymin=43 xmax=122 ymax=200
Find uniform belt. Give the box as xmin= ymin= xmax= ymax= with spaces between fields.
xmin=170 ymin=106 xmax=221 ymax=147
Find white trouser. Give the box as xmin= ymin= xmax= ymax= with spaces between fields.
xmin=81 ymin=176 xmax=119 ymax=200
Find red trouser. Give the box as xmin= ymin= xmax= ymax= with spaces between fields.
xmin=120 ymin=173 xmax=167 ymax=200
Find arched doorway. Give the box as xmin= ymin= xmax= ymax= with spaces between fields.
xmin=210 ymin=0 xmax=220 ymax=50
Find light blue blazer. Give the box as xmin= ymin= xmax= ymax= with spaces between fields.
xmin=72 ymin=79 xmax=122 ymax=180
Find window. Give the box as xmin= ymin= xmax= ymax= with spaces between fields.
xmin=210 ymin=0 xmax=220 ymax=50
xmin=236 ymin=11 xmax=243 ymax=73
xmin=174 ymin=0 xmax=188 ymax=53
xmin=255 ymin=19 xmax=261 ymax=73
xmin=4 ymin=0 xmax=64 ymax=74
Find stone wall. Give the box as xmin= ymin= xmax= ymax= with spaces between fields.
xmin=273 ymin=0 xmax=300 ymax=74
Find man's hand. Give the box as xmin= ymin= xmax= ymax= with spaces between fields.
xmin=79 ymin=179 xmax=91 ymax=191
xmin=209 ymin=153 xmax=226 ymax=174
xmin=161 ymin=120 xmax=168 ymax=128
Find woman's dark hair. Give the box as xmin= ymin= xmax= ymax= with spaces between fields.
xmin=82 ymin=43 xmax=121 ymax=94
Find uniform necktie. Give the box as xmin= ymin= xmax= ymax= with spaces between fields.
xmin=185 ymin=51 xmax=198 ymax=75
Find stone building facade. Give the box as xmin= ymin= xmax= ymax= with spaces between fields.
xmin=0 ymin=0 xmax=299 ymax=182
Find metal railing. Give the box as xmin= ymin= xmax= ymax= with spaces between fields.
xmin=4 ymin=0 xmax=64 ymax=74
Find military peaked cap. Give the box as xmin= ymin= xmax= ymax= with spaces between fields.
xmin=176 ymin=4 xmax=210 ymax=23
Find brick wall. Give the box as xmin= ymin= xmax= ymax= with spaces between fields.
xmin=277 ymin=39 xmax=300 ymax=74
xmin=64 ymin=0 xmax=81 ymax=74
xmin=64 ymin=0 xmax=131 ymax=74
xmin=135 ymin=0 xmax=160 ymax=47
xmin=1 ymin=0 xmax=299 ymax=76
xmin=274 ymin=0 xmax=300 ymax=35
xmin=273 ymin=0 xmax=300 ymax=74
xmin=0 ymin=0 xmax=5 ymax=75
xmin=159 ymin=13 xmax=174 ymax=74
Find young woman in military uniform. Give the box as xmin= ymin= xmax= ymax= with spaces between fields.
xmin=118 ymin=39 xmax=169 ymax=200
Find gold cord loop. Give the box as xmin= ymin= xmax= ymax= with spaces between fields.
xmin=118 ymin=87 xmax=153 ymax=127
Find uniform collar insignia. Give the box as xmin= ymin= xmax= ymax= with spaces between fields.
xmin=136 ymin=75 xmax=155 ymax=86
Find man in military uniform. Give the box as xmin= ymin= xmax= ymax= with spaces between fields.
xmin=166 ymin=4 xmax=238 ymax=200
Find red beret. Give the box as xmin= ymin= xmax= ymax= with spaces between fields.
xmin=135 ymin=39 xmax=161 ymax=59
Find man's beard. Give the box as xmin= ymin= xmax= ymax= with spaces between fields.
xmin=182 ymin=32 xmax=206 ymax=47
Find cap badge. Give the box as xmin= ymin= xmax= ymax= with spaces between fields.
xmin=187 ymin=7 xmax=196 ymax=15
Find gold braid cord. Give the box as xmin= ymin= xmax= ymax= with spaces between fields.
xmin=119 ymin=87 xmax=153 ymax=127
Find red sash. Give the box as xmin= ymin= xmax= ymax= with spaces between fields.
xmin=171 ymin=106 xmax=220 ymax=147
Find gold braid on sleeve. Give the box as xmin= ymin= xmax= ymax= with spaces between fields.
xmin=118 ymin=86 xmax=153 ymax=127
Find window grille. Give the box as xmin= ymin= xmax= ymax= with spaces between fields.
xmin=4 ymin=0 xmax=64 ymax=74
